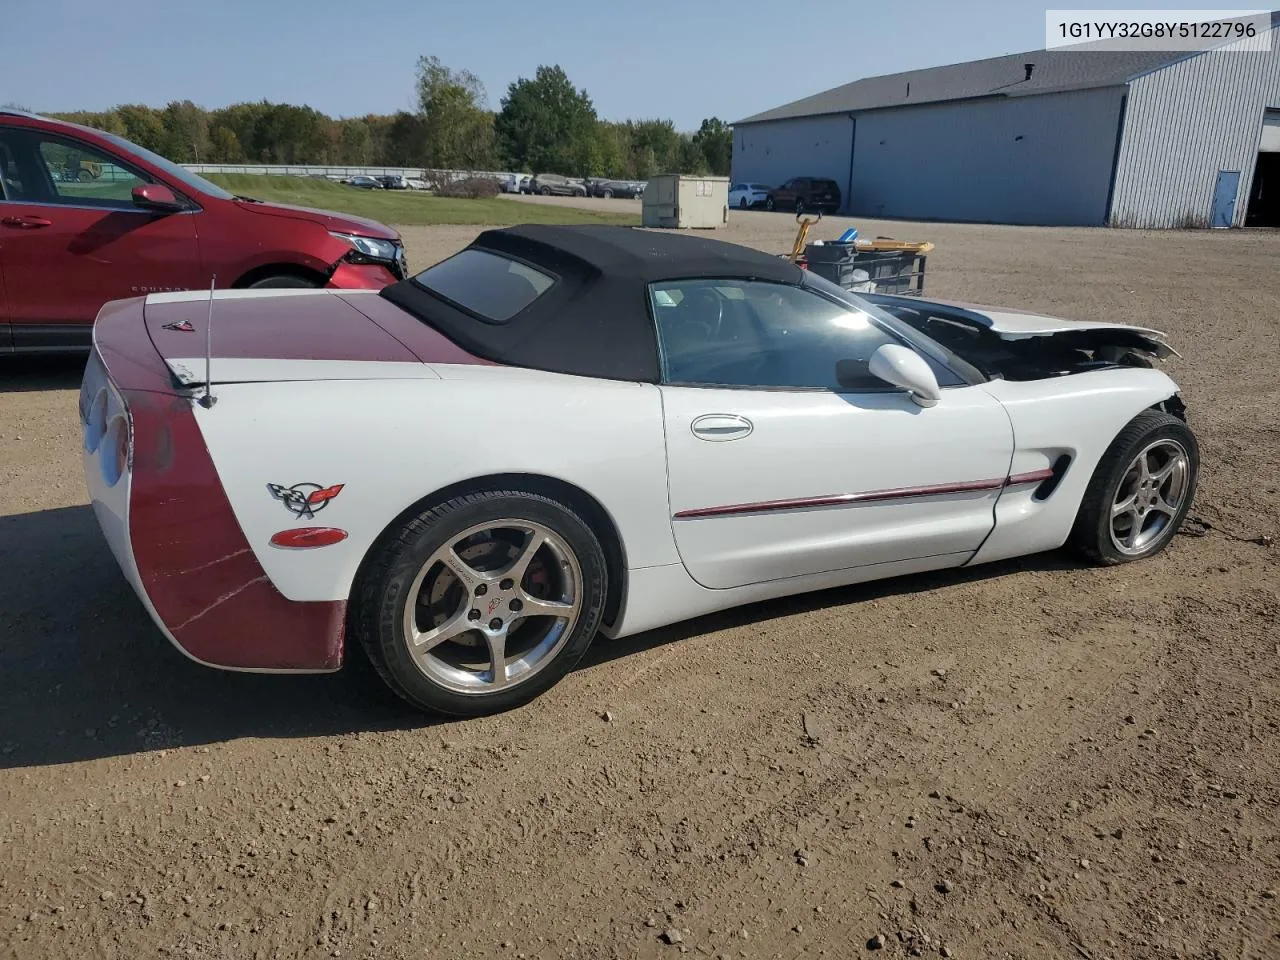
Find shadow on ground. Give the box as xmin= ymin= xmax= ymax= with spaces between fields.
xmin=0 ymin=355 xmax=88 ymax=393
xmin=0 ymin=503 xmax=1084 ymax=770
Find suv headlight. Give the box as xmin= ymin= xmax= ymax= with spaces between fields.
xmin=330 ymin=232 xmax=407 ymax=278
xmin=331 ymin=231 xmax=399 ymax=261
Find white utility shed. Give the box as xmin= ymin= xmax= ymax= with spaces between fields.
xmin=641 ymin=175 xmax=729 ymax=229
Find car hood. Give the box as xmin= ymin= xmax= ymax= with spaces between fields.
xmin=935 ymin=299 xmax=1171 ymax=344
xmin=234 ymin=198 xmax=399 ymax=240
xmin=876 ymin=295 xmax=1178 ymax=360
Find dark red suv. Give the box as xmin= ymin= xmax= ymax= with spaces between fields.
xmin=0 ymin=110 xmax=406 ymax=354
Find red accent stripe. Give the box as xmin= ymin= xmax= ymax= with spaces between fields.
xmin=1005 ymin=468 xmax=1055 ymax=487
xmin=673 ymin=477 xmax=1007 ymax=520
xmin=672 ymin=467 xmax=1057 ymax=521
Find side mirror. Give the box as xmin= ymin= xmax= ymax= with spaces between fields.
xmin=866 ymin=343 xmax=942 ymax=407
xmin=131 ymin=183 xmax=183 ymax=213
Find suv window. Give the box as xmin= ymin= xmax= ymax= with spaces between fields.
xmin=37 ymin=137 xmax=151 ymax=207
xmin=0 ymin=137 xmax=22 ymax=201
xmin=650 ymin=279 xmax=906 ymax=391
xmin=410 ymin=248 xmax=554 ymax=323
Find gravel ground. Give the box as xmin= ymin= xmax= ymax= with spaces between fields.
xmin=2 ymin=207 xmax=1278 ymax=960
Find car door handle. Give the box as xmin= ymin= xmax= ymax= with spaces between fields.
xmin=691 ymin=414 xmax=754 ymax=441
xmin=1 ymin=216 xmax=52 ymax=229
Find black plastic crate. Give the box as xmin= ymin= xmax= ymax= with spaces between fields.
xmin=803 ymin=244 xmax=927 ymax=296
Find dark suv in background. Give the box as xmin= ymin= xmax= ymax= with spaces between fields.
xmin=530 ymin=173 xmax=587 ymax=197
xmin=765 ymin=177 xmax=842 ymax=214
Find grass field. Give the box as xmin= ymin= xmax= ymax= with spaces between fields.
xmin=202 ymin=173 xmax=638 ymax=227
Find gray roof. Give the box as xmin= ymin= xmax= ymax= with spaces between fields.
xmin=735 ymin=13 xmax=1280 ymax=125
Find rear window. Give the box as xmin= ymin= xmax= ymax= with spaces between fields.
xmin=409 ymin=248 xmax=554 ymax=323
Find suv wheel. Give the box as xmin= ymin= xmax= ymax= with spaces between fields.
xmin=248 ymin=273 xmax=320 ymax=289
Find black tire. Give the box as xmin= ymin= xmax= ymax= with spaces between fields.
xmin=765 ymin=196 xmax=775 ymax=211
xmin=247 ymin=274 xmax=320 ymax=289
xmin=1068 ymin=409 xmax=1199 ymax=565
xmin=602 ymin=189 xmax=613 ymax=199
xmin=354 ymin=488 xmax=608 ymax=716
xmin=539 ymin=187 xmax=551 ymax=196
xmin=738 ymin=197 xmax=748 ymax=210
xmin=795 ymin=197 xmax=805 ymax=215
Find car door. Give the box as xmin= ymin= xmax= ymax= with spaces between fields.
xmin=0 ymin=136 xmax=17 ymax=351
xmin=0 ymin=126 xmax=202 ymax=349
xmin=0 ymin=260 xmax=10 ymax=353
xmin=652 ymin=278 xmax=1014 ymax=590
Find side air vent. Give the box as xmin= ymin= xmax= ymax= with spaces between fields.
xmin=1033 ymin=454 xmax=1072 ymax=501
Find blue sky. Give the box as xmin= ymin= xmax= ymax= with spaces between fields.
xmin=2 ymin=0 xmax=1200 ymax=129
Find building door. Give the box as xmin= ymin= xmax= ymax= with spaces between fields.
xmin=1245 ymin=110 xmax=1280 ymax=227
xmin=1211 ymin=170 xmax=1241 ymax=228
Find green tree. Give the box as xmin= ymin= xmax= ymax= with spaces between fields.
xmin=207 ymin=125 xmax=244 ymax=162
xmin=495 ymin=65 xmax=598 ymax=174
xmin=115 ymin=105 xmax=168 ymax=153
xmin=692 ymin=117 xmax=732 ymax=176
xmin=161 ymin=100 xmax=210 ymax=162
xmin=415 ymin=55 xmax=496 ymax=169
xmin=626 ymin=119 xmax=681 ymax=177
xmin=338 ymin=118 xmax=374 ymax=165
xmin=678 ymin=135 xmax=707 ymax=175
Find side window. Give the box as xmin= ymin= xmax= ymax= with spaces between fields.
xmin=36 ymin=138 xmax=150 ymax=207
xmin=731 ymin=183 xmax=743 ymax=192
xmin=0 ymin=135 xmax=23 ymax=201
xmin=650 ymin=279 xmax=906 ymax=391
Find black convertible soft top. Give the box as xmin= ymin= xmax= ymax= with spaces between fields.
xmin=380 ymin=224 xmax=804 ymax=382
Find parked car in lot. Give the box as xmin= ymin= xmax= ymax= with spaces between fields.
xmin=81 ymin=224 xmax=1198 ymax=716
xmin=347 ymin=175 xmax=383 ymax=189
xmin=588 ymin=178 xmax=645 ymax=199
xmin=530 ymin=173 xmax=587 ymax=197
xmin=502 ymin=173 xmax=532 ymax=194
xmin=728 ymin=182 xmax=772 ymax=209
xmin=0 ymin=109 xmax=406 ymax=354
xmin=766 ymin=177 xmax=841 ymax=214
xmin=375 ymin=175 xmax=408 ymax=190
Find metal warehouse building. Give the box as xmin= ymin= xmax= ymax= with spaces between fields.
xmin=732 ymin=13 xmax=1280 ymax=228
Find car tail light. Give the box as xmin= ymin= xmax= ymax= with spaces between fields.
xmin=84 ymin=388 xmax=109 ymax=454
xmin=101 ymin=414 xmax=132 ymax=487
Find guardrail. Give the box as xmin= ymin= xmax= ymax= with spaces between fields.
xmin=183 ymin=163 xmax=519 ymax=182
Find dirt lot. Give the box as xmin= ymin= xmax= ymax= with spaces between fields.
xmin=2 ymin=209 xmax=1278 ymax=960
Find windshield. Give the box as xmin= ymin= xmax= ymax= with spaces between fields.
xmin=101 ymin=133 xmax=234 ymax=200
xmin=799 ymin=271 xmax=981 ymax=382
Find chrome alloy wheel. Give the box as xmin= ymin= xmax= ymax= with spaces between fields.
xmin=402 ymin=520 xmax=582 ymax=694
xmin=1109 ymin=439 xmax=1191 ymax=556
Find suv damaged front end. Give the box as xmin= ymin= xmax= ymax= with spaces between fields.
xmin=326 ymin=232 xmax=408 ymax=287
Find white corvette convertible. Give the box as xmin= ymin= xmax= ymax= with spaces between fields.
xmin=81 ymin=225 xmax=1198 ymax=715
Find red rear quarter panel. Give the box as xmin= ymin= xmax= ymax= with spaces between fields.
xmin=93 ymin=300 xmax=346 ymax=671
